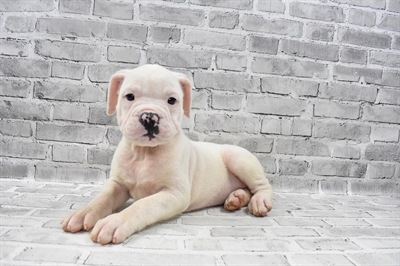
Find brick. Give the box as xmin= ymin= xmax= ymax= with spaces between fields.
xmin=0 ymin=140 xmax=48 ymax=160
xmin=0 ymin=58 xmax=50 ymax=78
xmin=5 ymin=16 xmax=36 ymax=32
xmin=215 ymin=54 xmax=247 ymax=72
xmin=0 ymin=38 xmax=29 ymax=57
xmin=147 ymin=48 xmax=211 ymax=69
xmin=290 ymin=3 xmax=345 ymax=22
xmin=248 ymin=36 xmax=279 ymax=54
xmin=209 ymin=11 xmax=239 ymax=29
xmin=367 ymin=163 xmax=396 ymax=179
xmin=14 ymin=246 xmax=81 ymax=264
xmin=53 ymin=144 xmax=86 ymax=163
xmin=315 ymin=99 xmax=360 ymax=120
xmin=319 ymin=82 xmax=377 ymax=102
xmin=258 ymin=0 xmax=285 ymax=13
xmin=94 ymin=0 xmax=133 ymax=20
xmin=150 ymin=27 xmax=181 ymax=43
xmin=281 ymin=39 xmax=339 ymax=62
xmin=184 ymin=29 xmax=245 ymax=51
xmin=338 ymin=28 xmax=391 ymax=49
xmin=36 ymin=164 xmax=106 ymax=183
xmin=0 ymin=120 xmax=31 ymax=137
xmin=211 ymin=94 xmax=243 ymax=111
xmin=363 ymin=104 xmax=400 ymax=124
xmin=381 ymin=70 xmax=400 ymax=87
xmin=87 ymin=148 xmax=114 ymax=165
xmin=223 ymin=255 xmax=288 ymax=266
xmin=36 ymin=123 xmax=105 ymax=144
xmin=195 ymin=113 xmax=259 ymax=134
xmin=254 ymin=154 xmax=276 ymax=174
xmin=388 ymin=0 xmax=400 ymax=12
xmin=189 ymin=0 xmax=252 ymax=10
xmin=107 ymin=127 xmax=123 ymax=146
xmin=290 ymin=254 xmax=354 ymax=266
xmin=332 ymin=145 xmax=360 ymax=159
xmin=87 ymin=251 xmax=215 ymax=265
xmin=312 ymin=160 xmax=367 ymax=177
xmin=51 ymin=62 xmax=85 ymax=80
xmin=191 ymin=90 xmax=209 ymax=109
xmin=320 ymin=180 xmax=348 ymax=195
xmin=249 ymin=95 xmax=308 ymax=116
xmin=313 ymin=121 xmax=370 ymax=141
xmin=106 ymin=23 xmax=147 ymax=42
xmin=261 ymin=117 xmax=281 ymax=134
xmin=370 ymin=51 xmax=400 ymax=68
xmin=35 ymin=40 xmax=101 ymax=62
xmin=242 ymin=15 xmax=303 ymax=37
xmin=378 ymin=14 xmax=400 ymax=32
xmin=0 ymin=79 xmax=31 ymax=97
xmin=252 ymin=57 xmax=328 ymax=78
xmin=194 ymin=72 xmax=259 ymax=92
xmin=34 ymin=81 xmax=106 ymax=103
xmin=0 ymin=163 xmax=29 ymax=178
xmin=125 ymin=236 xmax=178 ymax=250
xmin=89 ymin=106 xmax=118 ymax=125
xmin=293 ymin=119 xmax=312 ymax=137
xmin=305 ymin=23 xmax=334 ymax=42
xmin=60 ymin=0 xmax=91 ymax=14
xmin=262 ymin=76 xmax=319 ymax=97
xmin=333 ymin=65 xmax=382 ymax=84
xmin=371 ymin=127 xmax=399 ymax=142
xmin=351 ymin=253 xmax=400 ymax=266
xmin=279 ymin=159 xmax=308 ymax=175
xmin=348 ymin=9 xmax=376 ymax=27
xmin=0 ymin=99 xmax=51 ymax=121
xmin=140 ymin=4 xmax=204 ymax=26
xmin=296 ymin=238 xmax=361 ymax=251
xmin=340 ymin=47 xmax=367 ymax=64
xmin=108 ymin=46 xmax=141 ymax=64
xmin=350 ymin=180 xmax=399 ymax=197
xmin=276 ymin=139 xmax=329 ymax=157
xmin=364 ymin=144 xmax=400 ymax=162
xmin=269 ymin=176 xmax=318 ymax=193
xmin=0 ymin=0 xmax=54 ymax=11
xmin=237 ymin=137 xmax=273 ymax=153
xmin=88 ymin=64 xmax=131 ymax=83
xmin=394 ymin=36 xmax=400 ymax=50
xmin=36 ymin=18 xmax=105 ymax=37
xmin=54 ymin=103 xmax=88 ymax=122
xmin=331 ymin=0 xmax=385 ymax=9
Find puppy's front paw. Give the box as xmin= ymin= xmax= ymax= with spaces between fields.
xmin=90 ymin=213 xmax=134 ymax=245
xmin=61 ymin=206 xmax=105 ymax=233
xmin=248 ymin=193 xmax=273 ymax=217
xmin=224 ymin=188 xmax=251 ymax=211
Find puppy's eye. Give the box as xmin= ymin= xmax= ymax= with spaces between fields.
xmin=125 ymin=94 xmax=135 ymax=101
xmin=168 ymin=97 xmax=177 ymax=105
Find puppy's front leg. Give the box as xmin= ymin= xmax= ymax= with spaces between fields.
xmin=90 ymin=190 xmax=188 ymax=245
xmin=62 ymin=179 xmax=130 ymax=233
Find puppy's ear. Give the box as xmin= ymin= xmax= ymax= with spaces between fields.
xmin=107 ymin=69 xmax=130 ymax=115
xmin=174 ymin=73 xmax=192 ymax=118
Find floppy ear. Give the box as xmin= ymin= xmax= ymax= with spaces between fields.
xmin=174 ymin=72 xmax=192 ymax=118
xmin=107 ymin=69 xmax=130 ymax=115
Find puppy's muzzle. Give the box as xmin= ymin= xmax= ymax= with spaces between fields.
xmin=139 ymin=112 xmax=160 ymax=140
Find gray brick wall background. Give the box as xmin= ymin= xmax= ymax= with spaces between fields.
xmin=0 ymin=0 xmax=399 ymax=196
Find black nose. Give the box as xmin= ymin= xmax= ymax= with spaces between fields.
xmin=139 ymin=112 xmax=160 ymax=140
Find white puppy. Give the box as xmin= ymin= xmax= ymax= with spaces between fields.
xmin=62 ymin=64 xmax=273 ymax=245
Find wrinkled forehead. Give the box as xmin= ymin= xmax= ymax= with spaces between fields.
xmin=120 ymin=67 xmax=181 ymax=97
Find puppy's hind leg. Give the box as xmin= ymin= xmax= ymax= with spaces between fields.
xmin=222 ymin=145 xmax=273 ymax=217
xmin=224 ymin=188 xmax=252 ymax=211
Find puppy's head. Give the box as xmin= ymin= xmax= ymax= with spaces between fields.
xmin=107 ymin=64 xmax=192 ymax=147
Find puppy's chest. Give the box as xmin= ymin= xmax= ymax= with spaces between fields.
xmin=116 ymin=153 xmax=170 ymax=199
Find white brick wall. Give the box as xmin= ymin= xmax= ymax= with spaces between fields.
xmin=0 ymin=0 xmax=399 ymax=195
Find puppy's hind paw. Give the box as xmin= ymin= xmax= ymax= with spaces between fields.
xmin=224 ymin=188 xmax=252 ymax=211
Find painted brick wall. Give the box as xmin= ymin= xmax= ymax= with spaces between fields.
xmin=0 ymin=0 xmax=399 ymax=196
